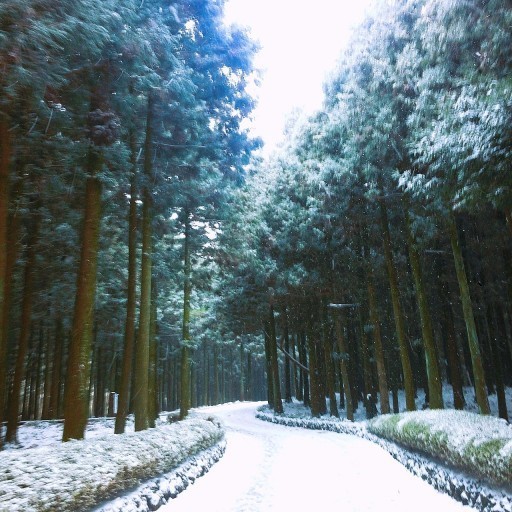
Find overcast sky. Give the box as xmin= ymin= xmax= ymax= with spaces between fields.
xmin=224 ymin=0 xmax=373 ymax=153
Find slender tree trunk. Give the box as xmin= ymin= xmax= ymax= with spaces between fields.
xmin=34 ymin=322 xmax=45 ymax=419
xmin=448 ymin=214 xmax=490 ymax=414
xmin=247 ymin=352 xmax=252 ymax=400
xmin=94 ymin=345 xmax=105 ymax=417
xmin=5 ymin=208 xmax=40 ymax=442
xmin=321 ymin=302 xmax=338 ymax=417
xmin=282 ymin=307 xmax=292 ymax=403
xmin=48 ymin=318 xmax=64 ymax=419
xmin=269 ymin=304 xmax=283 ymax=413
xmin=148 ymin=280 xmax=158 ymax=427
xmin=21 ymin=340 xmax=33 ymax=421
xmin=0 ymin=118 xmax=10 ymax=446
xmin=440 ymin=294 xmax=465 ymax=410
xmin=358 ymin=306 xmax=374 ymax=415
xmin=379 ymin=201 xmax=415 ymax=411
xmin=487 ymin=307 xmax=508 ymax=421
xmin=367 ymin=274 xmax=390 ymax=414
xmin=305 ymin=309 xmax=325 ymax=417
xmin=62 ymin=149 xmax=103 ymax=441
xmin=115 ymin=132 xmax=138 ymax=434
xmin=41 ymin=325 xmax=53 ymax=420
xmin=239 ymin=340 xmax=245 ymax=402
xmin=333 ymin=311 xmax=353 ymax=420
xmin=298 ymin=331 xmax=309 ymax=406
xmin=180 ymin=210 xmax=192 ymax=419
xmin=134 ymin=94 xmax=155 ymax=431
xmin=405 ymin=209 xmax=443 ymax=409
xmin=291 ymin=335 xmax=302 ymax=401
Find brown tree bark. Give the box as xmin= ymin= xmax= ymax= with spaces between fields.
xmin=62 ymin=151 xmax=103 ymax=441
xmin=5 ymin=200 xmax=40 ymax=442
xmin=134 ymin=94 xmax=155 ymax=431
xmin=379 ymin=201 xmax=415 ymax=411
xmin=48 ymin=318 xmax=64 ymax=419
xmin=448 ymin=214 xmax=490 ymax=415
xmin=0 ymin=118 xmax=10 ymax=445
xmin=404 ymin=209 xmax=443 ymax=409
xmin=282 ymin=307 xmax=292 ymax=403
xmin=148 ymin=280 xmax=158 ymax=427
xmin=115 ymin=131 xmax=138 ymax=434
xmin=333 ymin=310 xmax=354 ymax=420
xmin=269 ymin=304 xmax=283 ymax=413
xmin=179 ymin=210 xmax=192 ymax=420
xmin=367 ymin=274 xmax=390 ymax=415
xmin=305 ymin=308 xmax=326 ymax=417
xmin=321 ymin=302 xmax=338 ymax=417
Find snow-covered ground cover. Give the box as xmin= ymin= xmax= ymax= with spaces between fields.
xmin=255 ymin=386 xmax=512 ymax=511
xmin=0 ymin=416 xmax=224 ymax=512
xmin=368 ymin=410 xmax=512 ymax=489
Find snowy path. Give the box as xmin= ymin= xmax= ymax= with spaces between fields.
xmin=161 ymin=402 xmax=474 ymax=512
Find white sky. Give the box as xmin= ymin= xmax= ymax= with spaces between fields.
xmin=224 ymin=0 xmax=373 ymax=153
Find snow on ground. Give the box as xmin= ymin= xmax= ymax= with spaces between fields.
xmin=277 ymin=385 xmax=512 ymax=423
xmin=2 ymin=416 xmax=136 ymax=450
xmin=162 ymin=402 xmax=475 ymax=512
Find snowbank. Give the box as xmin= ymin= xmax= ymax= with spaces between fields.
xmin=369 ymin=410 xmax=512 ymax=489
xmin=256 ymin=408 xmax=512 ymax=512
xmin=93 ymin=440 xmax=226 ymax=512
xmin=0 ymin=417 xmax=224 ymax=512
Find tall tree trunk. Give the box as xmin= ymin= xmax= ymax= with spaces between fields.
xmin=292 ymin=335 xmax=302 ymax=401
xmin=404 ymin=209 xmax=443 ymax=409
xmin=115 ymin=131 xmax=138 ymax=434
xmin=448 ymin=214 xmax=490 ymax=414
xmin=367 ymin=273 xmax=390 ymax=414
xmin=180 ymin=210 xmax=192 ymax=419
xmin=487 ymin=306 xmax=508 ymax=421
xmin=321 ymin=302 xmax=338 ymax=417
xmin=239 ymin=340 xmax=245 ymax=402
xmin=439 ymin=288 xmax=465 ymax=410
xmin=306 ymin=310 xmax=325 ymax=417
xmin=48 ymin=317 xmax=64 ymax=419
xmin=34 ymin=322 xmax=45 ymax=419
xmin=298 ymin=331 xmax=310 ymax=406
xmin=94 ymin=344 xmax=105 ymax=417
xmin=333 ymin=310 xmax=354 ymax=420
xmin=379 ymin=201 xmax=415 ymax=411
xmin=358 ymin=305 xmax=375 ymax=416
xmin=247 ymin=351 xmax=252 ymax=400
xmin=134 ymin=94 xmax=155 ymax=431
xmin=5 ymin=206 xmax=40 ymax=442
xmin=269 ymin=304 xmax=283 ymax=413
xmin=282 ymin=307 xmax=292 ymax=403
xmin=41 ymin=325 xmax=53 ymax=420
xmin=0 ymin=118 xmax=10 ymax=446
xmin=62 ymin=149 xmax=103 ymax=441
xmin=148 ymin=280 xmax=158 ymax=427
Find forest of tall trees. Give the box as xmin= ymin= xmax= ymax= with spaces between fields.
xmin=0 ymin=0 xmax=267 ymax=446
xmin=220 ymin=0 xmax=512 ymax=421
xmin=0 ymin=0 xmax=511 ymax=447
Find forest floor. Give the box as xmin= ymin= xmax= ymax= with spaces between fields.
xmin=4 ymin=384 xmax=511 ymax=452
xmin=1 ymin=385 xmax=511 ymax=511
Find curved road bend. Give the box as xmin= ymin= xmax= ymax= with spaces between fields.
xmin=161 ymin=402 xmax=474 ymax=512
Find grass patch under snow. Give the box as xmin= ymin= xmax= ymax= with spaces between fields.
xmin=0 ymin=417 xmax=224 ymax=512
xmin=368 ymin=410 xmax=512 ymax=489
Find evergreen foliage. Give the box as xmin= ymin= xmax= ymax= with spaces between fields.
xmin=0 ymin=0 xmax=511 ymax=447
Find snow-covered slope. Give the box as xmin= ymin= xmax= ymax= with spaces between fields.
xmin=0 ymin=417 xmax=223 ymax=512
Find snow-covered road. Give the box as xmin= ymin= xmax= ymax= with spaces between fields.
xmin=160 ymin=402 xmax=474 ymax=512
